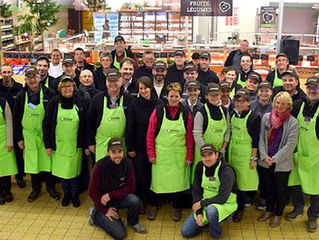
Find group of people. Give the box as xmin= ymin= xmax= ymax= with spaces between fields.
xmin=0 ymin=36 xmax=318 ymax=240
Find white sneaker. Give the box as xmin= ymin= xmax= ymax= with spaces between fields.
xmin=88 ymin=207 xmax=95 ymax=226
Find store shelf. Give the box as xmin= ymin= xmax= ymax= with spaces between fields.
xmin=0 ymin=18 xmax=16 ymax=50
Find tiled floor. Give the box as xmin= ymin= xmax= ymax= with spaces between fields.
xmin=0 ymin=178 xmax=318 ymax=240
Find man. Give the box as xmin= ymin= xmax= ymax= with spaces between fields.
xmin=87 ymin=69 xmax=132 ymax=162
xmin=0 ymin=64 xmax=25 ymax=188
xmin=273 ymin=70 xmax=306 ymax=102
xmin=111 ymin=35 xmax=138 ymax=69
xmin=35 ymin=56 xmax=56 ymax=89
xmin=53 ymin=57 xmax=80 ymax=91
xmin=166 ymin=50 xmax=186 ymax=86
xmin=224 ymin=40 xmax=249 ymax=71
xmin=288 ymin=76 xmax=319 ymax=233
xmin=48 ymin=49 xmax=63 ymax=78
xmin=119 ymin=58 xmax=137 ymax=97
xmin=134 ymin=50 xmax=154 ymax=80
xmin=197 ymin=52 xmax=219 ymax=86
xmin=190 ymin=52 xmax=200 ymax=69
xmin=245 ymin=72 xmax=261 ymax=102
xmin=266 ymin=53 xmax=289 ymax=87
xmin=88 ymin=138 xmax=146 ymax=239
xmin=14 ymin=66 xmax=59 ymax=202
xmin=181 ymin=144 xmax=237 ymax=239
xmin=182 ymin=63 xmax=199 ymax=99
xmin=74 ymin=47 xmax=95 ymax=77
xmin=151 ymin=60 xmax=168 ymax=100
xmin=79 ymin=69 xmax=101 ymax=104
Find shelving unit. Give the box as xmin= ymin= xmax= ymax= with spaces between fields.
xmin=0 ymin=17 xmax=16 ymax=51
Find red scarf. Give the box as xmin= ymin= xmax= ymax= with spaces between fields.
xmin=268 ymin=108 xmax=291 ymax=143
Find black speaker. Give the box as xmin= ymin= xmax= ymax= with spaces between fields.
xmin=280 ymin=39 xmax=300 ymax=65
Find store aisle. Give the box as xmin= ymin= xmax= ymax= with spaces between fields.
xmin=0 ymin=178 xmax=318 ymax=240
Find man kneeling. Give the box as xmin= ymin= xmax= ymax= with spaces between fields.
xmin=181 ymin=144 xmax=237 ymax=239
xmin=88 ymin=138 xmax=146 ymax=239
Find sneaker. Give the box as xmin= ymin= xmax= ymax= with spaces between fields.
xmin=27 ymin=190 xmax=40 ymax=202
xmin=147 ymin=206 xmax=158 ymax=220
xmin=172 ymin=208 xmax=182 ymax=221
xmin=88 ymin=207 xmax=95 ymax=226
xmin=61 ymin=193 xmax=71 ymax=207
xmin=16 ymin=178 xmax=26 ymax=188
xmin=129 ymin=223 xmax=147 ymax=234
xmin=257 ymin=198 xmax=266 ymax=210
xmin=307 ymin=219 xmax=318 ymax=233
xmin=285 ymin=209 xmax=303 ymax=221
xmin=48 ymin=189 xmax=60 ymax=201
xmin=72 ymin=194 xmax=81 ymax=208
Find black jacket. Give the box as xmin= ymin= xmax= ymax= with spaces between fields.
xmin=126 ymin=94 xmax=161 ymax=152
xmin=78 ymin=85 xmax=102 ymax=107
xmin=43 ymin=94 xmax=87 ymax=150
xmin=93 ymin=67 xmax=107 ymax=91
xmin=40 ymin=75 xmax=56 ymax=89
xmin=0 ymin=79 xmax=23 ymax=109
xmin=151 ymin=79 xmax=168 ymax=100
xmin=75 ymin=60 xmax=95 ymax=77
xmin=122 ymin=77 xmax=138 ymax=98
xmin=272 ymin=86 xmax=306 ymax=103
xmin=134 ymin=65 xmax=153 ymax=80
xmin=193 ymin=155 xmax=237 ymax=211
xmin=87 ymin=90 xmax=132 ymax=146
xmin=224 ymin=50 xmax=249 ymax=68
xmin=0 ymin=97 xmax=7 ymax=119
xmin=13 ymin=86 xmax=56 ymax=142
xmin=197 ymin=67 xmax=219 ymax=86
xmin=166 ymin=63 xmax=185 ymax=87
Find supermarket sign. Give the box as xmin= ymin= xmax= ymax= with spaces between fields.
xmin=181 ymin=0 xmax=232 ymax=16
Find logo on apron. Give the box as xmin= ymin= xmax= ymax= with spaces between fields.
xmin=107 ymin=117 xmax=120 ymax=121
xmin=167 ymin=129 xmax=180 ymax=133
xmin=60 ymin=117 xmax=73 ymax=121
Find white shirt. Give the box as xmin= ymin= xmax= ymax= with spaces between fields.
xmin=48 ymin=62 xmax=63 ymax=78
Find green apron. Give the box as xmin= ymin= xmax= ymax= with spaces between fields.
xmin=151 ymin=108 xmax=190 ymax=193
xmin=230 ymin=87 xmax=236 ymax=99
xmin=22 ymin=89 xmax=52 ymax=173
xmin=273 ymin=70 xmax=283 ymax=88
xmin=192 ymin=104 xmax=227 ymax=183
xmin=194 ymin=161 xmax=237 ymax=224
xmin=289 ymin=103 xmax=319 ymax=194
xmin=95 ymin=96 xmax=126 ymax=162
xmin=113 ymin=51 xmax=127 ymax=69
xmin=0 ymin=106 xmax=17 ymax=177
xmin=237 ymin=74 xmax=246 ymax=88
xmin=52 ymin=104 xmax=82 ymax=179
xmin=228 ymin=110 xmax=259 ymax=191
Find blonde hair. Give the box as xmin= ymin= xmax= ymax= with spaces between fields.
xmin=58 ymin=80 xmax=76 ymax=92
xmin=273 ymin=91 xmax=293 ymax=111
xmin=166 ymin=82 xmax=182 ymax=96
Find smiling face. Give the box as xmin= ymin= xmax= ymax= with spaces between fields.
xmin=234 ymin=96 xmax=249 ymax=113
xmin=62 ymin=63 xmax=76 ymax=76
xmin=114 ymin=40 xmax=125 ymax=53
xmin=50 ymin=50 xmax=62 ymax=65
xmin=79 ymin=70 xmax=94 ymax=86
xmin=119 ymin=61 xmax=134 ymax=83
xmin=101 ymin=56 xmax=111 ymax=69
xmin=143 ymin=53 xmax=155 ymax=69
xmin=187 ymin=88 xmax=200 ymax=102
xmin=36 ymin=60 xmax=49 ymax=77
xmin=183 ymin=70 xmax=198 ymax=82
xmin=167 ymin=90 xmax=181 ymax=107
xmin=25 ymin=74 xmax=41 ymax=92
xmin=258 ymin=87 xmax=272 ymax=102
xmin=225 ymin=70 xmax=237 ymax=86
xmin=199 ymin=58 xmax=210 ymax=71
xmin=107 ymin=78 xmax=122 ymax=95
xmin=282 ymin=74 xmax=298 ymax=93
xmin=152 ymin=68 xmax=167 ymax=83
xmin=74 ymin=50 xmax=85 ymax=63
xmin=60 ymin=81 xmax=75 ymax=98
xmin=108 ymin=148 xmax=124 ymax=164
xmin=306 ymin=84 xmax=319 ymax=102
xmin=276 ymin=56 xmax=289 ymax=71
xmin=138 ymin=83 xmax=151 ymax=100
xmin=245 ymin=78 xmax=258 ymax=91
xmin=274 ymin=96 xmax=290 ymax=115
xmin=0 ymin=65 xmax=13 ymax=83
xmin=201 ymin=151 xmax=219 ymax=167
xmin=206 ymin=92 xmax=220 ymax=106
xmin=174 ymin=55 xmax=185 ymax=67
xmin=240 ymin=55 xmax=252 ymax=72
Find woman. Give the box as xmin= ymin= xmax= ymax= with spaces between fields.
xmin=237 ymin=54 xmax=253 ymax=87
xmin=94 ymin=52 xmax=113 ymax=91
xmin=222 ymin=66 xmax=241 ymax=99
xmin=228 ymin=88 xmax=260 ymax=223
xmin=0 ymin=97 xmax=17 ymax=204
xmin=192 ymin=83 xmax=230 ymax=183
xmin=43 ymin=75 xmax=87 ymax=207
xmin=147 ymin=82 xmax=194 ymax=221
xmin=258 ymin=91 xmax=298 ymax=227
xmin=126 ymin=76 xmax=160 ymax=211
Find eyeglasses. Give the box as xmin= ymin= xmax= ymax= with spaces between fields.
xmin=234 ymin=99 xmax=248 ymax=103
xmin=25 ymin=76 xmax=36 ymax=80
xmin=185 ymin=72 xmax=197 ymax=76
xmin=306 ymin=86 xmax=319 ymax=90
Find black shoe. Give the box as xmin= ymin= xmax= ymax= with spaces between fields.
xmin=28 ymin=190 xmax=40 ymax=202
xmin=16 ymin=178 xmax=26 ymax=188
xmin=48 ymin=189 xmax=60 ymax=201
xmin=61 ymin=193 xmax=71 ymax=207
xmin=72 ymin=194 xmax=81 ymax=208
xmin=0 ymin=194 xmax=5 ymax=205
xmin=3 ymin=191 xmax=13 ymax=202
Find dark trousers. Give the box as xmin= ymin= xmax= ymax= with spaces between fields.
xmin=91 ymin=194 xmax=140 ymax=240
xmin=290 ymin=185 xmax=319 ymax=220
xmin=0 ymin=176 xmax=11 ymax=193
xmin=257 ymin=165 xmax=266 ymax=199
xmin=78 ymin=151 xmax=90 ymax=193
xmin=264 ymin=166 xmax=290 ymax=216
xmin=149 ymin=190 xmax=187 ymax=209
xmin=132 ymin=151 xmax=151 ymax=202
xmin=236 ymin=190 xmax=247 ymax=211
xmin=14 ymin=141 xmax=25 ymax=180
xmin=61 ymin=176 xmax=79 ymax=195
xmin=31 ymin=172 xmax=55 ymax=192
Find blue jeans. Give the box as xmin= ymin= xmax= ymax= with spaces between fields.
xmin=90 ymin=194 xmax=140 ymax=240
xmin=181 ymin=205 xmax=222 ymax=238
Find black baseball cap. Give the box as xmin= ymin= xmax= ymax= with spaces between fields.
xmin=234 ymin=88 xmax=250 ymax=100
xmin=186 ymin=81 xmax=200 ymax=90
xmin=108 ymin=137 xmax=124 ymax=151
xmin=305 ymin=76 xmax=319 ymax=86
xmin=154 ymin=60 xmax=167 ymax=70
xmin=248 ymin=72 xmax=262 ymax=83
xmin=258 ymin=81 xmax=272 ymax=90
xmin=62 ymin=57 xmax=75 ymax=65
xmin=219 ymin=82 xmax=231 ymax=90
xmin=174 ymin=50 xmax=185 ymax=57
xmin=183 ymin=63 xmax=197 ymax=73
xmin=282 ymin=70 xmax=298 ymax=79
xmin=106 ymin=69 xmax=121 ymax=81
xmin=114 ymin=35 xmax=125 ymax=43
xmin=200 ymin=144 xmax=217 ymax=155
xmin=25 ymin=66 xmax=38 ymax=76
xmin=276 ymin=53 xmax=288 ymax=59
xmin=206 ymin=83 xmax=220 ymax=95
xmin=192 ymin=52 xmax=200 ymax=60
xmin=200 ymin=52 xmax=211 ymax=60
xmin=60 ymin=75 xmax=74 ymax=83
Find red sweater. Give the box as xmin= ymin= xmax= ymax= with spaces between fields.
xmin=146 ymin=104 xmax=194 ymax=162
xmin=88 ymin=158 xmax=136 ymax=214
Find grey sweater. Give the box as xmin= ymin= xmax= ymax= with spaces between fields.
xmin=258 ymin=113 xmax=298 ymax=172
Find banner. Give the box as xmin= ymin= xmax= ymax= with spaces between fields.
xmin=181 ymin=0 xmax=232 ymax=16
xmin=260 ymin=6 xmax=277 ymax=28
